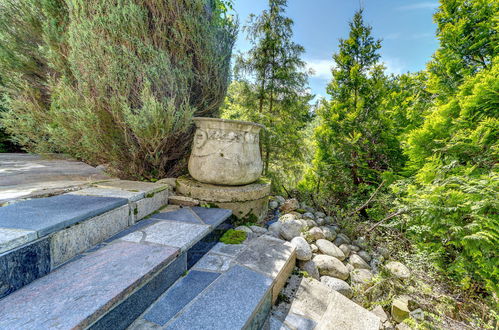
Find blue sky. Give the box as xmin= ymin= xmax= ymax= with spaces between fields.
xmin=231 ymin=0 xmax=440 ymax=99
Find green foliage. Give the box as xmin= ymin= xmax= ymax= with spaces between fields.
xmin=303 ymin=10 xmax=403 ymax=211
xmin=219 ymin=229 xmax=247 ymax=244
xmin=221 ymin=0 xmax=313 ymax=192
xmin=0 ymin=0 xmax=236 ymax=178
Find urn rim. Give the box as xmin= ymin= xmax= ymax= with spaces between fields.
xmin=192 ymin=117 xmax=265 ymax=129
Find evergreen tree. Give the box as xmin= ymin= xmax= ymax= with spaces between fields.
xmin=305 ymin=10 xmax=401 ymax=211
xmin=222 ymin=0 xmax=312 ymax=190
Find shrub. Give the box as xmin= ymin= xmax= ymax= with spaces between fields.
xmin=0 ymin=0 xmax=236 ymax=178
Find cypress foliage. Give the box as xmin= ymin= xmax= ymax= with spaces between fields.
xmin=0 ymin=0 xmax=236 ymax=179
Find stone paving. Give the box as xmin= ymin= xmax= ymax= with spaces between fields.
xmin=0 ymin=206 xmax=234 ymax=329
xmin=0 ymin=153 xmax=111 ymax=204
xmin=128 ymin=235 xmax=296 ymax=330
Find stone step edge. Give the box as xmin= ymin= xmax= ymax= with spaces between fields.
xmin=0 ymin=186 xmax=169 ymax=299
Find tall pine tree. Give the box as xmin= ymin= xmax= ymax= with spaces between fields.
xmin=222 ymin=0 xmax=312 ymax=190
xmin=305 ymin=10 xmax=402 ymax=211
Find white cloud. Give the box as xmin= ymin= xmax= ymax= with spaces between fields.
xmin=382 ymin=57 xmax=406 ymax=75
xmin=306 ymin=59 xmax=334 ymax=80
xmin=397 ymin=2 xmax=439 ymax=11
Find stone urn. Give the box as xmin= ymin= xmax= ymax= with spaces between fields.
xmin=188 ymin=117 xmax=265 ymax=185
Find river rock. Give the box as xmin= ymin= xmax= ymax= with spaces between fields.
xmin=310 ymin=244 xmax=318 ymax=253
xmin=308 ymin=227 xmax=325 ymax=241
xmin=320 ymin=276 xmax=353 ymax=298
xmin=313 ymin=254 xmax=349 ymax=280
xmin=339 ymin=244 xmax=351 ymax=257
xmin=269 ymin=200 xmax=279 ymax=209
xmin=349 ymin=254 xmax=371 ymax=270
xmin=315 ymin=239 xmax=346 ymax=261
xmin=250 ymin=225 xmax=267 ymax=236
xmin=370 ymin=305 xmax=388 ymax=322
xmin=391 ymin=296 xmax=410 ymax=323
xmin=275 ymin=195 xmax=286 ymax=205
xmin=377 ymin=246 xmax=390 ymax=259
xmin=280 ymin=198 xmax=299 ymax=213
xmin=306 ymin=220 xmax=317 ymax=228
xmin=358 ymin=250 xmax=372 ymax=262
xmin=291 ymin=237 xmax=312 ymax=261
xmin=268 ymin=222 xmax=282 ymax=237
xmin=320 ymin=226 xmax=336 ymax=241
xmin=386 ymin=261 xmax=411 ymax=280
xmin=334 ymin=233 xmax=351 ymax=246
xmin=352 ymin=237 xmax=368 ymax=250
xmin=279 ymin=213 xmax=298 ymax=223
xmin=349 ymin=244 xmax=360 ymax=252
xmin=350 ymin=269 xmax=374 ymax=286
xmin=302 ymin=212 xmax=315 ymax=220
xmin=316 ymin=218 xmax=326 ymax=226
xmin=324 ymin=216 xmax=333 ymax=224
xmin=280 ymin=220 xmax=304 ymax=241
xmin=315 ymin=211 xmax=326 ymax=218
xmin=298 ymin=260 xmax=320 ymax=280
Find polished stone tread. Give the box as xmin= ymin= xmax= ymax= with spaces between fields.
xmin=0 ymin=241 xmax=179 ymax=330
xmin=0 ymin=194 xmax=127 ymax=237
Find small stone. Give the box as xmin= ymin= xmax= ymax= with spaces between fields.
xmin=279 ymin=213 xmax=298 ymax=223
xmin=320 ymin=276 xmax=353 ymax=298
xmin=250 ymin=225 xmax=267 ymax=236
xmin=268 ymin=222 xmax=282 ymax=237
xmin=377 ymin=246 xmax=390 ymax=259
xmin=269 ymin=201 xmax=279 ymax=209
xmin=315 ymin=239 xmax=346 ymax=261
xmin=386 ymin=261 xmax=411 ymax=280
xmin=291 ymin=237 xmax=312 ymax=261
xmin=298 ymin=260 xmax=320 ymax=280
xmin=315 ymin=211 xmax=326 ymax=218
xmin=370 ymin=257 xmax=383 ymax=274
xmin=304 ymin=206 xmax=315 ymax=213
xmin=308 ymin=227 xmax=325 ymax=241
xmin=280 ymin=198 xmax=300 ymax=213
xmin=316 ymin=218 xmax=326 ymax=226
xmin=349 ymin=244 xmax=360 ymax=252
xmin=320 ymin=226 xmax=336 ymax=241
xmin=330 ymin=225 xmax=341 ymax=233
xmin=306 ymin=220 xmax=317 ymax=228
xmin=391 ymin=296 xmax=410 ymax=323
xmin=358 ymin=250 xmax=372 ymax=263
xmin=349 ymin=254 xmax=371 ymax=270
xmin=302 ymin=212 xmax=315 ymax=220
xmin=275 ymin=196 xmax=286 ymax=205
xmin=352 ymin=237 xmax=368 ymax=249
xmin=384 ymin=321 xmax=395 ymax=330
xmin=234 ymin=226 xmax=253 ymax=235
xmin=395 ymin=323 xmax=411 ymax=330
xmin=310 ymin=244 xmax=318 ymax=253
xmin=350 ymin=269 xmax=373 ymax=286
xmin=280 ymin=220 xmax=304 ymax=241
xmin=370 ymin=305 xmax=388 ymax=322
xmin=346 ymin=263 xmax=355 ymax=273
xmin=333 ymin=233 xmax=351 ymax=246
xmin=288 ymin=211 xmax=302 ymax=218
xmin=168 ymin=195 xmax=199 ymax=206
xmin=324 ymin=216 xmax=333 ymax=224
xmin=410 ymin=308 xmax=424 ymax=321
xmin=313 ymin=254 xmax=349 ymax=280
xmin=339 ymin=244 xmax=351 ymax=257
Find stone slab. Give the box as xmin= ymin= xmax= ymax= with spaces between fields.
xmin=120 ymin=221 xmax=211 ymax=252
xmin=192 ymin=253 xmax=233 ymax=272
xmin=176 ymin=176 xmax=271 ymax=202
xmin=235 ymin=235 xmax=295 ymax=280
xmin=0 ymin=194 xmax=127 ymax=237
xmin=165 ymin=265 xmax=273 ymax=330
xmin=317 ymin=289 xmax=382 ymax=330
xmin=89 ymin=253 xmax=187 ymax=330
xmin=70 ymin=187 xmax=145 ymax=202
xmin=95 ymin=180 xmax=168 ymax=194
xmin=0 ymin=153 xmax=112 ymax=204
xmin=190 ymin=206 xmax=232 ymax=227
xmin=0 ymin=237 xmax=51 ymax=299
xmin=150 ymin=208 xmax=204 ymax=225
xmin=132 ymin=189 xmax=169 ymax=222
xmin=0 ymin=241 xmax=179 ymax=330
xmin=0 ymin=228 xmax=37 ymax=253
xmin=49 ymin=205 xmax=130 ymax=267
xmin=209 ymin=242 xmax=248 ymax=257
xmin=144 ymin=270 xmax=220 ymax=326
xmin=104 ymin=218 xmax=160 ymax=243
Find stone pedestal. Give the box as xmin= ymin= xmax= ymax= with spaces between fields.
xmin=176 ymin=176 xmax=271 ymax=222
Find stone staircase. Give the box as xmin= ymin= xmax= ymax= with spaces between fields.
xmin=0 ymin=180 xmax=296 ymax=329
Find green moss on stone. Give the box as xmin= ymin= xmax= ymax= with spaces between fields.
xmin=220 ymin=229 xmax=247 ymax=244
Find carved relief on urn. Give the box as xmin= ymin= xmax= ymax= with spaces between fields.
xmin=188 ymin=117 xmax=265 ymax=185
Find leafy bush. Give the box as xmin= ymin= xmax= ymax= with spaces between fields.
xmin=0 ymin=0 xmax=236 ymax=178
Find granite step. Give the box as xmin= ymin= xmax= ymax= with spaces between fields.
xmin=128 ymin=235 xmax=296 ymax=330
xmin=0 ymin=206 xmax=232 ymax=329
xmin=0 ymin=180 xmax=170 ymax=299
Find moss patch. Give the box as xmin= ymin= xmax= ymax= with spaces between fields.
xmin=220 ymin=229 xmax=247 ymax=244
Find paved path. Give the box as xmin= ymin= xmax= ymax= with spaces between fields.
xmin=0 ymin=153 xmax=112 ymax=204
